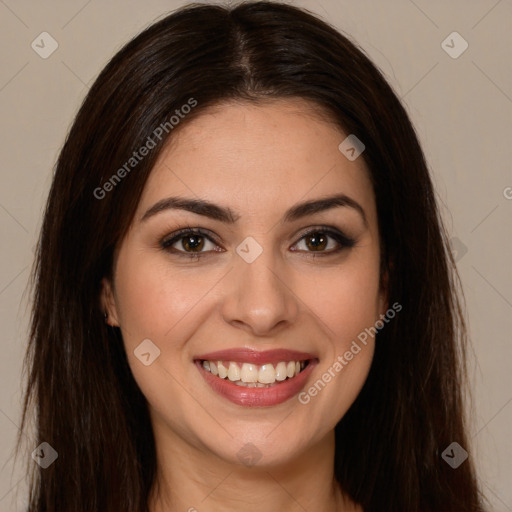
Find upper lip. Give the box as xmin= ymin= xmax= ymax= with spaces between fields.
xmin=194 ymin=348 xmax=317 ymax=365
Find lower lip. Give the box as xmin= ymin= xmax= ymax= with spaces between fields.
xmin=195 ymin=359 xmax=318 ymax=407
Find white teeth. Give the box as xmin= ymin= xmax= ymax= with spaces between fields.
xmin=217 ymin=361 xmax=228 ymax=379
xmin=227 ymin=362 xmax=240 ymax=382
xmin=235 ymin=381 xmax=269 ymax=388
xmin=202 ymin=359 xmax=309 ymax=384
xmin=275 ymin=361 xmax=288 ymax=381
xmin=258 ymin=364 xmax=276 ymax=384
xmin=240 ymin=363 xmax=259 ymax=383
xmin=286 ymin=361 xmax=296 ymax=378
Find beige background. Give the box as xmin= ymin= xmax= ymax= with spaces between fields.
xmin=0 ymin=0 xmax=510 ymax=510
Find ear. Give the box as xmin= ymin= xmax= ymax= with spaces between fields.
xmin=100 ymin=277 xmax=120 ymax=326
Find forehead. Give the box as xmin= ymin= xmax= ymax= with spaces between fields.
xmin=135 ymin=98 xmax=376 ymax=226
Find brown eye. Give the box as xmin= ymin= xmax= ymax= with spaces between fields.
xmin=292 ymin=228 xmax=355 ymax=255
xmin=161 ymin=229 xmax=219 ymax=256
xmin=304 ymin=232 xmax=329 ymax=251
xmin=180 ymin=234 xmax=205 ymax=252
xmin=161 ymin=226 xmax=355 ymax=259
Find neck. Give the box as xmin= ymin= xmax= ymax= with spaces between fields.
xmin=147 ymin=422 xmax=360 ymax=512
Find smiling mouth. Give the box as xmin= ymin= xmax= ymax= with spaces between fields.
xmin=198 ymin=359 xmax=312 ymax=387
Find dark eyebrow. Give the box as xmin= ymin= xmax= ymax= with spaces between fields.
xmin=140 ymin=193 xmax=367 ymax=226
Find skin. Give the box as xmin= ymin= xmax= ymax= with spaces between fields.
xmin=102 ymin=98 xmax=388 ymax=512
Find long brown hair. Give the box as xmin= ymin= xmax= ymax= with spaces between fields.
xmin=17 ymin=1 xmax=487 ymax=510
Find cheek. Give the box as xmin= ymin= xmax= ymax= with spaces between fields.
xmin=305 ymin=252 xmax=382 ymax=345
xmin=113 ymin=257 xmax=202 ymax=427
xmin=299 ymin=251 xmax=381 ymax=409
xmin=114 ymin=256 xmax=208 ymax=347
xmin=326 ymin=274 xmax=381 ymax=343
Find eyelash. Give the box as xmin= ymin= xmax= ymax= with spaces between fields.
xmin=160 ymin=225 xmax=356 ymax=260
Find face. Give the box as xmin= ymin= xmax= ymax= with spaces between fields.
xmin=102 ymin=98 xmax=388 ymax=469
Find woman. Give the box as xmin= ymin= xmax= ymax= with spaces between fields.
xmin=18 ymin=1 xmax=488 ymax=510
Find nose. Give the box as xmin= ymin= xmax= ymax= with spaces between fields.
xmin=220 ymin=248 xmax=300 ymax=337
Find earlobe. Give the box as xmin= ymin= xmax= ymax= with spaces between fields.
xmin=100 ymin=277 xmax=119 ymax=326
